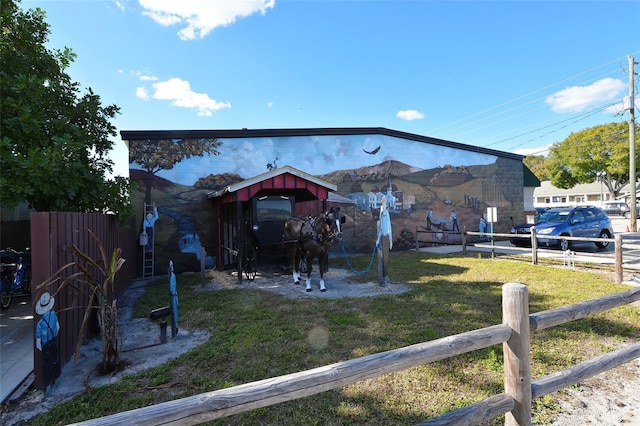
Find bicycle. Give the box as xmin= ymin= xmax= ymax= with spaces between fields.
xmin=0 ymin=248 xmax=32 ymax=310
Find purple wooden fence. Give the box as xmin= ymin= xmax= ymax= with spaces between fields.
xmin=30 ymin=212 xmax=137 ymax=390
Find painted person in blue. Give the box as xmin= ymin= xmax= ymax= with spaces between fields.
xmin=451 ymin=210 xmax=460 ymax=232
xmin=142 ymin=206 xmax=159 ymax=250
xmin=35 ymin=291 xmax=61 ymax=391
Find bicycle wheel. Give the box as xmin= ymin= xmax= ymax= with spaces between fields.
xmin=0 ymin=280 xmax=12 ymax=310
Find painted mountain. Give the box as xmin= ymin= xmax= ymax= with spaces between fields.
xmin=319 ymin=159 xmax=423 ymax=184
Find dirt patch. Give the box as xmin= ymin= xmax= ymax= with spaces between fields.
xmin=549 ymin=358 xmax=640 ymax=425
xmin=199 ymin=266 xmax=412 ymax=299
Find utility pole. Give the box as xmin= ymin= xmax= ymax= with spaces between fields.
xmin=629 ymin=55 xmax=637 ymax=232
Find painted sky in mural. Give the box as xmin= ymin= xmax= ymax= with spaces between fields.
xmin=129 ymin=135 xmax=498 ymax=186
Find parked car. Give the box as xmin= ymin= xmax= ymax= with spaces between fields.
xmin=510 ymin=206 xmax=613 ymax=250
xmin=509 ymin=208 xmax=549 ymax=246
xmin=602 ymin=201 xmax=630 ymax=217
xmin=623 ymin=204 xmax=640 ymax=219
xmin=534 ymin=207 xmax=549 ymax=215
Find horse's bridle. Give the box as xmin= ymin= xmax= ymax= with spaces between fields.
xmin=324 ymin=212 xmax=342 ymax=243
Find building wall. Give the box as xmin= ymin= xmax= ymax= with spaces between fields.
xmin=126 ymin=132 xmax=525 ymax=271
xmin=533 ymin=180 xmax=610 ymax=208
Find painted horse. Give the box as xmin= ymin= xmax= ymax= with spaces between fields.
xmin=283 ymin=207 xmax=342 ymax=292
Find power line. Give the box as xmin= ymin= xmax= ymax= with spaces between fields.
xmin=441 ymin=68 xmax=622 ymax=140
xmin=514 ymin=123 xmax=631 ymax=157
xmin=499 ymin=104 xmax=615 ymax=148
xmin=427 ymin=53 xmax=640 ymax=153
xmin=429 ymin=54 xmax=633 ymax=135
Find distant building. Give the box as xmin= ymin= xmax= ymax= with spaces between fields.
xmin=533 ymin=180 xmax=640 ymax=208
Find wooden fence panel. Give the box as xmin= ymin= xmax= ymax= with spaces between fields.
xmin=30 ymin=212 xmax=137 ymax=390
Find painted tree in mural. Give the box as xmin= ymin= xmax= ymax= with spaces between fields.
xmin=129 ymin=138 xmax=222 ymax=204
xmin=544 ymin=122 xmax=638 ymax=198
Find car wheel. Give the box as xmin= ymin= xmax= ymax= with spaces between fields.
xmin=595 ymin=230 xmax=611 ymax=248
xmin=560 ymin=237 xmax=570 ymax=251
xmin=624 ymin=212 xmax=630 ymax=219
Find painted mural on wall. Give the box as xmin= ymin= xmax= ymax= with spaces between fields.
xmin=128 ymin=133 xmax=523 ymax=272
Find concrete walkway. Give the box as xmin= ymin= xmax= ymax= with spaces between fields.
xmin=0 ymin=296 xmax=34 ymax=404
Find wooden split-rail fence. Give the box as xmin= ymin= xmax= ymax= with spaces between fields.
xmin=72 ymin=284 xmax=640 ymax=426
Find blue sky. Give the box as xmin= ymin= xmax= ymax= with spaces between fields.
xmin=22 ymin=0 xmax=640 ymax=177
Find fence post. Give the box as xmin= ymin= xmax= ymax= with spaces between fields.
xmin=503 ymin=283 xmax=532 ymax=426
xmin=201 ymin=246 xmax=206 ymax=287
xmin=530 ymin=227 xmax=538 ymax=265
xmin=461 ymin=226 xmax=467 ymax=255
xmin=416 ymin=227 xmax=420 ymax=251
xmin=615 ymin=234 xmax=622 ymax=284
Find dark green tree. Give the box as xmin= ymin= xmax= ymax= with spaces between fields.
xmin=545 ymin=122 xmax=638 ymax=199
xmin=0 ymin=0 xmax=134 ymax=220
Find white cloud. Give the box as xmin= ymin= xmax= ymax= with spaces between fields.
xmin=267 ymin=101 xmax=274 ymax=108
xmin=113 ymin=0 xmax=125 ymax=12
xmin=545 ymin=78 xmax=626 ymax=113
xmin=513 ymin=145 xmax=551 ymax=157
xmin=132 ymin=70 xmax=158 ymax=81
xmin=396 ymin=110 xmax=425 ymax=121
xmin=138 ymin=0 xmax=275 ymax=40
xmin=136 ymin=86 xmax=149 ymax=100
xmin=151 ymin=78 xmax=231 ymax=116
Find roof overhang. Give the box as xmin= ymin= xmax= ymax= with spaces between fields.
xmin=207 ymin=165 xmax=337 ymax=202
xmin=120 ymin=127 xmax=524 ymax=161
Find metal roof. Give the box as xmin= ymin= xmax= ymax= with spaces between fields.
xmin=207 ymin=165 xmax=336 ymax=199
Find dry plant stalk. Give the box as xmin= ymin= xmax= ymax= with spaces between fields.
xmin=37 ymin=228 xmax=125 ymax=372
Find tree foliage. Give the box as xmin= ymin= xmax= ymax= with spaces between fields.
xmin=0 ymin=0 xmax=134 ymax=220
xmin=544 ymin=122 xmax=637 ymax=198
xmin=523 ymin=154 xmax=548 ymax=181
xmin=129 ymin=138 xmax=222 ymax=203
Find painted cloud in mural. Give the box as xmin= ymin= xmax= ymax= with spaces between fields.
xmin=129 ymin=134 xmax=496 ymax=185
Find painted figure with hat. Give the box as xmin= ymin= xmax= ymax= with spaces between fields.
xmin=142 ymin=204 xmax=159 ymax=250
xmin=35 ymin=291 xmax=61 ymax=391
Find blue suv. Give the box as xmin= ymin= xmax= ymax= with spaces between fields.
xmin=510 ymin=206 xmax=613 ymax=250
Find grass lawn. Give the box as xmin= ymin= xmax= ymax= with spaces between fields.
xmin=31 ymin=251 xmax=639 ymax=425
